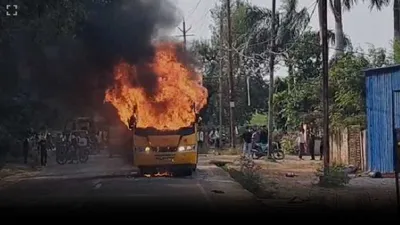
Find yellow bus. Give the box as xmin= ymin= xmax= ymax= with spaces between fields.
xmin=130 ymin=121 xmax=199 ymax=177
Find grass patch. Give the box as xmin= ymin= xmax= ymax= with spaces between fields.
xmin=212 ymin=156 xmax=275 ymax=199
xmin=316 ymin=164 xmax=350 ymax=188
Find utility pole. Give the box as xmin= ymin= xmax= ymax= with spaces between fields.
xmin=319 ymin=0 xmax=330 ymax=173
xmin=267 ymin=0 xmax=276 ymax=157
xmin=219 ymin=10 xmax=224 ymax=140
xmin=226 ymin=0 xmax=235 ymax=148
xmin=177 ymin=18 xmax=195 ymax=51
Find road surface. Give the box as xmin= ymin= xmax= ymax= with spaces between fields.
xmin=0 ymin=153 xmax=263 ymax=214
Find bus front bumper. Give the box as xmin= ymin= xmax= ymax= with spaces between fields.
xmin=133 ymin=151 xmax=197 ymax=167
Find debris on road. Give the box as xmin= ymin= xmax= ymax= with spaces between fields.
xmin=368 ymin=171 xmax=382 ymax=178
xmin=285 ymin=172 xmax=297 ymax=177
xmin=211 ymin=190 xmax=225 ymax=194
xmin=288 ymin=196 xmax=307 ymax=203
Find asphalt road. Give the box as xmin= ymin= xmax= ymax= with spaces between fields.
xmin=0 ymin=154 xmax=263 ymax=214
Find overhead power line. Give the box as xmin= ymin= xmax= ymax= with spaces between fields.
xmin=189 ymin=0 xmax=203 ymax=16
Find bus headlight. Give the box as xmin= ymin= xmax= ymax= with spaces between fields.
xmin=136 ymin=147 xmax=151 ymax=152
xmin=178 ymin=145 xmax=196 ymax=152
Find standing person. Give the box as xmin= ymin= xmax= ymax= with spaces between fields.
xmin=214 ymin=128 xmax=220 ymax=149
xmin=46 ymin=132 xmax=54 ymax=151
xmin=241 ymin=126 xmax=253 ymax=158
xmin=252 ymin=127 xmax=261 ymax=146
xmin=296 ymin=127 xmax=305 ymax=160
xmin=208 ymin=128 xmax=215 ymax=147
xmin=308 ymin=125 xmax=316 ymax=160
xmin=23 ymin=137 xmax=30 ymax=164
xmin=96 ymin=131 xmax=102 ymax=148
xmin=39 ymin=132 xmax=47 ymax=166
xmin=197 ymin=128 xmax=204 ymax=150
xmin=319 ymin=135 xmax=323 ymax=160
xmin=259 ymin=126 xmax=268 ymax=144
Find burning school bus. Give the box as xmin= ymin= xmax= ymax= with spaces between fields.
xmin=128 ymin=112 xmax=201 ymax=176
xmin=105 ymin=43 xmax=208 ymax=176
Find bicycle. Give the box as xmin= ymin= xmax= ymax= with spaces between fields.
xmin=56 ymin=139 xmax=89 ymax=165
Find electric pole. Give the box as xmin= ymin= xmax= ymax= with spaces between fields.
xmin=219 ymin=10 xmax=224 ymax=141
xmin=226 ymin=0 xmax=235 ymax=148
xmin=267 ymin=0 xmax=276 ymax=157
xmin=177 ymin=18 xmax=195 ymax=51
xmin=318 ymin=0 xmax=330 ymax=173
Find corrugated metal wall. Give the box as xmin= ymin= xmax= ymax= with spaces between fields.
xmin=366 ymin=66 xmax=400 ymax=173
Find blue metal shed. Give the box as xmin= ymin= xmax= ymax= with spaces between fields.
xmin=365 ymin=65 xmax=400 ymax=173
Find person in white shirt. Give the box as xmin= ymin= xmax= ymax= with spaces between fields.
xmin=208 ymin=129 xmax=215 ymax=147
xmin=78 ymin=133 xmax=88 ymax=147
xmin=296 ymin=127 xmax=305 ymax=160
xmin=214 ymin=128 xmax=220 ymax=149
xmin=38 ymin=131 xmax=48 ymax=166
xmin=198 ymin=129 xmax=204 ymax=149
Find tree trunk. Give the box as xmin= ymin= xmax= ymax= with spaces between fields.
xmin=394 ymin=0 xmax=400 ymax=63
xmin=288 ymin=63 xmax=293 ymax=93
xmin=394 ymin=0 xmax=400 ymax=41
xmin=331 ymin=0 xmax=345 ymax=57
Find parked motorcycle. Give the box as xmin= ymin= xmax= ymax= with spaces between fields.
xmin=56 ymin=141 xmax=89 ymax=165
xmin=220 ymin=133 xmax=229 ymax=147
xmin=251 ymin=142 xmax=285 ymax=160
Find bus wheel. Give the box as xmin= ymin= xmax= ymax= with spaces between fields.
xmin=181 ymin=168 xmax=192 ymax=177
xmin=137 ymin=167 xmax=144 ymax=177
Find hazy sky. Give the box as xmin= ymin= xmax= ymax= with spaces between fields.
xmin=171 ymin=0 xmax=392 ymax=50
xmin=169 ymin=0 xmax=393 ymax=76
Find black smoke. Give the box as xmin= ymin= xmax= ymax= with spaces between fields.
xmin=11 ymin=0 xmax=180 ymax=119
xmin=79 ymin=0 xmax=179 ymax=95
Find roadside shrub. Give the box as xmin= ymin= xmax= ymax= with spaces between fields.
xmin=236 ymin=156 xmax=263 ymax=190
xmin=316 ymin=164 xmax=350 ymax=187
xmin=281 ymin=134 xmax=297 ymax=155
xmin=226 ymin=156 xmax=275 ymax=198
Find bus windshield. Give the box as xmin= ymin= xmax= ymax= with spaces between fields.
xmin=134 ymin=126 xmax=195 ymax=136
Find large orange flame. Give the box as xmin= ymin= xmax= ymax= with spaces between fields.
xmin=104 ymin=42 xmax=208 ymax=130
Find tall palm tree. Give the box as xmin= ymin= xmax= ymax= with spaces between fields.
xmin=240 ymin=0 xmax=310 ymax=62
xmin=234 ymin=0 xmax=350 ymax=89
xmin=394 ymin=0 xmax=400 ymax=42
xmin=330 ymin=0 xmax=390 ymax=58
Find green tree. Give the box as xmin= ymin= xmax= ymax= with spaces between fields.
xmin=0 ymin=1 xmax=87 ymax=158
xmin=330 ymin=0 xmax=389 ymax=57
xmin=329 ymin=53 xmax=369 ymax=127
xmin=190 ymin=40 xmax=219 ymax=125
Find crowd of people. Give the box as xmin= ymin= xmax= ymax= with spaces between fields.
xmin=196 ymin=127 xmax=222 ymax=150
xmin=21 ymin=128 xmax=107 ymax=166
xmin=22 ymin=129 xmax=54 ymax=167
xmin=197 ymin=124 xmax=325 ymax=160
xmin=297 ymin=125 xmax=324 ymax=161
xmin=240 ymin=126 xmax=269 ymax=158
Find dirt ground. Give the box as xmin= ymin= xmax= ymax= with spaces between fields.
xmin=209 ymin=154 xmax=398 ymax=210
